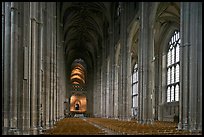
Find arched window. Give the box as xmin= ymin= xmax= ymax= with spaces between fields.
xmin=132 ymin=63 xmax=138 ymax=116
xmin=166 ymin=31 xmax=180 ymax=102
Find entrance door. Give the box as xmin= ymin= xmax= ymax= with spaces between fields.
xmin=75 ymin=103 xmax=79 ymax=110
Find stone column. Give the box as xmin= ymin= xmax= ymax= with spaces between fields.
xmin=111 ymin=12 xmax=119 ymax=119
xmin=56 ymin=3 xmax=60 ymax=121
xmin=113 ymin=41 xmax=120 ymax=119
xmin=30 ymin=2 xmax=39 ymax=134
xmin=16 ymin=3 xmax=25 ymax=134
xmin=97 ymin=65 xmax=101 ymax=117
xmin=50 ymin=2 xmax=55 ymax=127
xmin=89 ymin=69 xmax=94 ymax=116
xmin=118 ymin=51 xmax=122 ymax=119
xmin=109 ymin=27 xmax=114 ymax=118
xmin=178 ymin=2 xmax=191 ymax=130
xmin=56 ymin=1 xmax=64 ymax=121
xmin=2 ymin=2 xmax=5 ymax=133
xmin=56 ymin=75 xmax=59 ymax=120
xmin=100 ymin=51 xmax=105 ymax=117
xmin=93 ymin=57 xmax=101 ymax=117
xmin=114 ymin=64 xmax=119 ymax=119
xmin=44 ymin=2 xmax=51 ymax=130
xmin=59 ymin=22 xmax=67 ymax=118
xmin=37 ymin=2 xmax=44 ymax=134
xmin=92 ymin=63 xmax=97 ymax=116
xmin=49 ymin=2 xmax=54 ymax=127
xmin=94 ymin=67 xmax=97 ymax=117
xmin=8 ymin=2 xmax=19 ymax=134
xmin=3 ymin=2 xmax=11 ymax=135
xmin=126 ymin=46 xmax=132 ymax=120
xmin=53 ymin=5 xmax=57 ymax=125
xmin=120 ymin=2 xmax=131 ymax=120
xmin=126 ymin=3 xmax=133 ymax=120
xmin=106 ymin=58 xmax=110 ymax=117
xmin=151 ymin=28 xmax=157 ymax=121
xmin=153 ymin=54 xmax=159 ymax=121
xmin=21 ymin=2 xmax=31 ymax=134
xmin=115 ymin=42 xmax=122 ymax=119
xmin=103 ymin=43 xmax=107 ymax=118
xmin=178 ymin=2 xmax=202 ymax=131
xmin=117 ymin=4 xmax=123 ymax=120
xmin=138 ymin=2 xmax=153 ymax=124
xmin=188 ymin=2 xmax=202 ymax=131
xmin=100 ymin=39 xmax=105 ymax=117
xmin=97 ymin=64 xmax=102 ymax=117
xmin=103 ymin=25 xmax=111 ymax=118
xmin=41 ymin=3 xmax=46 ymax=131
xmin=56 ymin=40 xmax=65 ymax=120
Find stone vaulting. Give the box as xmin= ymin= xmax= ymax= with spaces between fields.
xmin=2 ymin=2 xmax=202 ymax=135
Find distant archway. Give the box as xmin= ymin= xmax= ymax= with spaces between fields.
xmin=70 ymin=94 xmax=87 ymax=113
xmin=75 ymin=103 xmax=79 ymax=110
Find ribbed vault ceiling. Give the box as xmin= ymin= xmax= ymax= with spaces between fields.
xmin=61 ymin=2 xmax=110 ymax=73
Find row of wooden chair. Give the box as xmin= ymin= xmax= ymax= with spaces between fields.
xmin=44 ymin=118 xmax=105 ymax=135
xmin=44 ymin=117 xmax=201 ymax=135
xmin=86 ymin=118 xmax=201 ymax=135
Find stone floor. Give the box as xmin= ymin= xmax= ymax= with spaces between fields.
xmin=44 ymin=117 xmax=202 ymax=135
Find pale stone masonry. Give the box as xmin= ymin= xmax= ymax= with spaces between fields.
xmin=2 ymin=2 xmax=202 ymax=135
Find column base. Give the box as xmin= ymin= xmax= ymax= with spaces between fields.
xmin=120 ymin=116 xmax=131 ymax=121
xmin=183 ymin=122 xmax=189 ymax=130
xmin=197 ymin=123 xmax=202 ymax=131
xmin=177 ymin=122 xmax=183 ymax=130
xmin=8 ymin=128 xmax=20 ymax=135
xmin=30 ymin=127 xmax=38 ymax=135
xmin=22 ymin=130 xmax=30 ymax=135
xmin=49 ymin=120 xmax=54 ymax=128
xmin=19 ymin=127 xmax=33 ymax=135
xmin=138 ymin=119 xmax=143 ymax=124
xmin=138 ymin=119 xmax=153 ymax=124
xmin=2 ymin=127 xmax=9 ymax=135
xmin=189 ymin=123 xmax=197 ymax=131
xmin=37 ymin=126 xmax=44 ymax=135
xmin=189 ymin=123 xmax=202 ymax=132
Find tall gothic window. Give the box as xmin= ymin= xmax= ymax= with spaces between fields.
xmin=167 ymin=31 xmax=180 ymax=102
xmin=132 ymin=63 xmax=138 ymax=116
